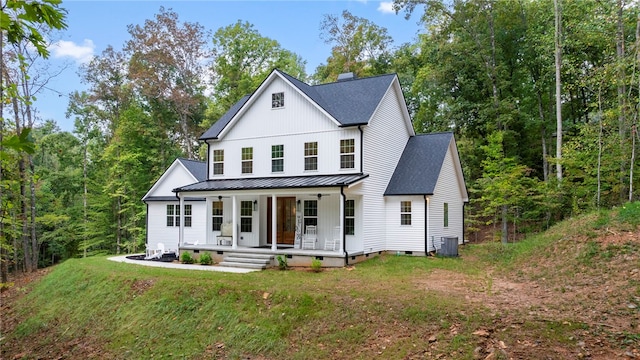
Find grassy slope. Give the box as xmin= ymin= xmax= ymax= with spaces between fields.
xmin=2 ymin=205 xmax=640 ymax=359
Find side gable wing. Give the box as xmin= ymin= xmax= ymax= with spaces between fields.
xmin=142 ymin=159 xmax=205 ymax=201
xmin=384 ymin=133 xmax=461 ymax=196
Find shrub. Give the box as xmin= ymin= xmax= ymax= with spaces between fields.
xmin=311 ymin=259 xmax=322 ymax=272
xmin=199 ymin=252 xmax=213 ymax=265
xmin=276 ymin=255 xmax=288 ymax=270
xmin=180 ymin=252 xmax=194 ymax=264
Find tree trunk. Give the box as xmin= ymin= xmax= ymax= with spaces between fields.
xmin=617 ymin=0 xmax=627 ymax=203
xmin=537 ymin=91 xmax=549 ymax=183
xmin=12 ymin=94 xmax=31 ymax=272
xmin=0 ymin=30 xmax=6 ymax=285
xmin=554 ymin=0 xmax=563 ymax=182
xmin=117 ymin=196 xmax=122 ymax=255
xmin=29 ymin=155 xmax=37 ymax=269
xmin=83 ymin=142 xmax=88 ymax=257
xmin=630 ymin=11 xmax=640 ymax=202
xmin=598 ymin=89 xmax=603 ymax=209
xmin=501 ymin=204 xmax=508 ymax=244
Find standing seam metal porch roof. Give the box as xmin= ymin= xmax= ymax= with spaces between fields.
xmin=199 ymin=70 xmax=396 ymax=140
xmin=173 ymin=173 xmax=369 ymax=193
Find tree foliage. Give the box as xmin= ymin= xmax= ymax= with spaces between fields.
xmin=4 ymin=2 xmax=640 ymax=274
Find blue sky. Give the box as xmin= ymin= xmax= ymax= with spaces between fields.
xmin=41 ymin=0 xmax=424 ymax=132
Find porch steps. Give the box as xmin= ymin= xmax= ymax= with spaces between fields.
xmin=219 ymin=253 xmax=274 ymax=270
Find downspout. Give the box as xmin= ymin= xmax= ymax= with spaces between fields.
xmin=424 ymin=195 xmax=428 ymax=256
xmin=462 ymin=202 xmax=466 ymax=245
xmin=145 ymin=202 xmax=149 ymax=248
xmin=341 ymin=185 xmax=349 ymax=266
xmin=206 ymin=142 xmax=211 ymax=179
xmin=175 ymin=192 xmax=181 ymax=254
xmin=358 ymin=126 xmax=364 ymax=173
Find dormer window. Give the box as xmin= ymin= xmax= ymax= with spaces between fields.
xmin=272 ymin=92 xmax=284 ymax=108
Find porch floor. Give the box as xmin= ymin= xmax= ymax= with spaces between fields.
xmin=180 ymin=244 xmax=351 ymax=258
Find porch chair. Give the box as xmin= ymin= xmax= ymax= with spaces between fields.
xmin=324 ymin=226 xmax=340 ymax=251
xmin=302 ymin=225 xmax=317 ymax=250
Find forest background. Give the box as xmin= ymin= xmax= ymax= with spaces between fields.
xmin=1 ymin=0 xmax=639 ymax=280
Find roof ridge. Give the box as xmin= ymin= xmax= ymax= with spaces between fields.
xmin=311 ymin=72 xmax=397 ymax=88
xmin=178 ymin=157 xmax=205 ymax=163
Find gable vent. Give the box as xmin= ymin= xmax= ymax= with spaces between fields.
xmin=337 ymin=72 xmax=356 ymax=82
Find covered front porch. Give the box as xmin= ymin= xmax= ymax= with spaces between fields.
xmin=173 ymin=173 xmax=368 ymax=261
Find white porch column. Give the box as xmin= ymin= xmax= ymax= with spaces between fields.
xmin=205 ymin=198 xmax=212 ymax=245
xmin=271 ymin=194 xmax=277 ymax=251
xmin=232 ymin=195 xmax=238 ymax=249
xmin=178 ymin=194 xmax=185 ymax=250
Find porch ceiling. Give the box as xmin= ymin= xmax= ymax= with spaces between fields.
xmin=173 ymin=173 xmax=368 ymax=193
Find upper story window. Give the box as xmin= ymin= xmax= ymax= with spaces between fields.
xmin=213 ymin=149 xmax=224 ymax=175
xmin=242 ymin=147 xmax=253 ymax=174
xmin=272 ymin=92 xmax=284 ymax=108
xmin=272 ymin=144 xmax=284 ymax=172
xmin=340 ymin=139 xmax=355 ymax=169
xmin=401 ymin=201 xmax=412 ymax=225
xmin=304 ymin=142 xmax=318 ymax=171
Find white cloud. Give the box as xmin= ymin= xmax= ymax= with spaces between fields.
xmin=50 ymin=39 xmax=95 ymax=64
xmin=378 ymin=2 xmax=395 ymax=14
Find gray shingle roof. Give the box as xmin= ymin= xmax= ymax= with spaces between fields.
xmin=279 ymin=71 xmax=396 ymax=126
xmin=200 ymin=70 xmax=396 ymax=140
xmin=199 ymin=95 xmax=251 ymax=140
xmin=384 ymin=133 xmax=453 ymax=196
xmin=174 ymin=173 xmax=368 ymax=193
xmin=178 ymin=158 xmax=207 ymax=181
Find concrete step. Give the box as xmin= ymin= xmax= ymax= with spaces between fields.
xmin=225 ymin=252 xmax=273 ymax=260
xmin=224 ymin=256 xmax=271 ymax=264
xmin=218 ymin=261 xmax=267 ymax=270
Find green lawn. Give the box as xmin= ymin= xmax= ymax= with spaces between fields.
xmin=3 ymin=208 xmax=639 ymax=359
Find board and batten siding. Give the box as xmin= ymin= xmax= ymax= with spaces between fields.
xmin=208 ymin=77 xmax=362 ymax=178
xmin=147 ymin=162 xmax=197 ymax=198
xmin=358 ymin=82 xmax=413 ymax=254
xmin=384 ymin=196 xmax=426 ymax=252
xmin=428 ymin=144 xmax=465 ymax=250
xmin=147 ymin=201 xmax=206 ymax=252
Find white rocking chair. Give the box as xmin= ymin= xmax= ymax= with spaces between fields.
xmin=324 ymin=226 xmax=340 ymax=251
xmin=302 ymin=225 xmax=317 ymax=250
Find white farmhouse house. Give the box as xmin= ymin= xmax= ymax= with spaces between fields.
xmin=143 ymin=69 xmax=468 ymax=268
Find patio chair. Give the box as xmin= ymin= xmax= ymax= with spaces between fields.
xmin=302 ymin=225 xmax=317 ymax=250
xmin=144 ymin=242 xmax=165 ymax=260
xmin=324 ymin=226 xmax=340 ymax=251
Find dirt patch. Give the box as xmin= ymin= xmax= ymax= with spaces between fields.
xmin=129 ymin=278 xmax=155 ymax=296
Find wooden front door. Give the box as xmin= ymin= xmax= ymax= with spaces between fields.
xmin=267 ymin=197 xmax=296 ymax=245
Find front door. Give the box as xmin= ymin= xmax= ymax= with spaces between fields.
xmin=267 ymin=197 xmax=296 ymax=245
